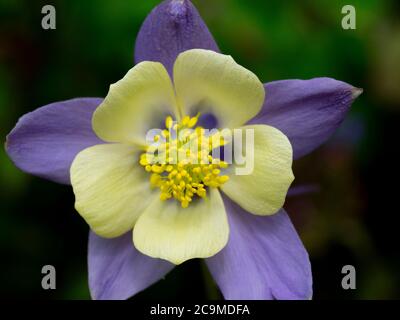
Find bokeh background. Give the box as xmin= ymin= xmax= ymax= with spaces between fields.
xmin=1 ymin=0 xmax=399 ymax=299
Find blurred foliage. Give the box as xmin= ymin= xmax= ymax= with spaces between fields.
xmin=0 ymin=0 xmax=399 ymax=299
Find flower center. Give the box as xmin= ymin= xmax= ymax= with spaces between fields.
xmin=139 ymin=114 xmax=230 ymax=208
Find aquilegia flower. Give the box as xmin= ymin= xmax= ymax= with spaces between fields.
xmin=5 ymin=0 xmax=362 ymax=300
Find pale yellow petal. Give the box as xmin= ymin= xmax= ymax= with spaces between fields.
xmin=173 ymin=49 xmax=265 ymax=128
xmin=221 ymin=125 xmax=294 ymax=215
xmin=70 ymin=143 xmax=157 ymax=238
xmin=133 ymin=188 xmax=229 ymax=265
xmin=93 ymin=62 xmax=179 ymax=145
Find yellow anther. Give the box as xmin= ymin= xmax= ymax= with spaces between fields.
xmin=150 ymin=173 xmax=161 ymax=185
xmin=197 ymin=189 xmax=206 ymax=198
xmin=218 ymin=175 xmax=230 ymax=183
xmin=182 ymin=116 xmax=190 ymax=126
xmin=193 ymin=167 xmax=201 ymax=174
xmin=208 ymin=181 xmax=218 ymax=188
xmin=188 ymin=113 xmax=200 ymax=128
xmin=177 ymin=162 xmax=184 ymax=169
xmin=220 ymin=161 xmax=228 ymax=168
xmin=181 ymin=200 xmax=189 ymax=208
xmin=140 ymin=115 xmax=230 ymax=208
xmin=139 ymin=158 xmax=148 ymax=166
xmin=151 ymin=165 xmax=164 ymax=174
xmin=165 ymin=116 xmax=173 ymax=129
xmin=162 ymin=130 xmax=170 ymax=138
xmin=212 ymin=169 xmax=221 ymax=175
xmin=160 ymin=193 xmax=170 ymax=201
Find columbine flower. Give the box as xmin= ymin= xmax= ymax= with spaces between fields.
xmin=5 ymin=0 xmax=362 ymax=300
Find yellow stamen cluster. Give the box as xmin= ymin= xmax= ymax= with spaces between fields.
xmin=139 ymin=114 xmax=229 ymax=208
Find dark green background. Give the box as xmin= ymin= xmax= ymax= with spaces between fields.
xmin=0 ymin=0 xmax=399 ymax=299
